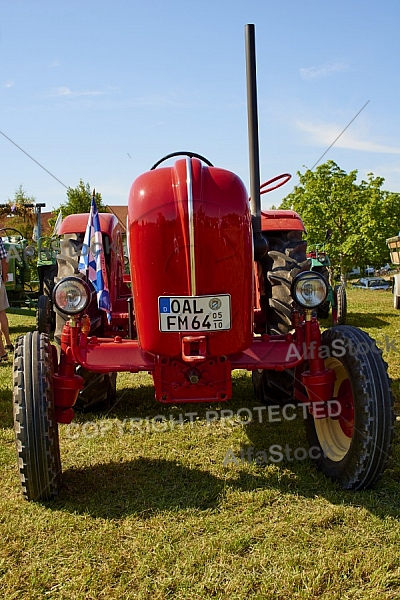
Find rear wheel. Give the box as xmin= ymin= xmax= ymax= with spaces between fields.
xmin=74 ymin=369 xmax=117 ymax=412
xmin=305 ymin=326 xmax=394 ymax=490
xmin=253 ymin=367 xmax=294 ymax=406
xmin=253 ymin=231 xmax=309 ymax=405
xmin=13 ymin=332 xmax=62 ymax=501
xmin=264 ymin=232 xmax=309 ymax=335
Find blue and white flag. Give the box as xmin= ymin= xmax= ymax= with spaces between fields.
xmin=78 ymin=193 xmax=112 ymax=322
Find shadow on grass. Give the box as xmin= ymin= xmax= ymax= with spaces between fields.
xmin=342 ymin=312 xmax=393 ymax=329
xmin=51 ymin=383 xmax=400 ymax=522
xmin=54 ymin=446 xmax=400 ymax=521
xmin=57 ymin=458 xmax=242 ymax=518
xmin=5 ymin=368 xmax=393 ymax=520
xmin=8 ymin=324 xmax=35 ymax=336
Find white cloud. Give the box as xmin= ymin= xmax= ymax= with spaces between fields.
xmin=4 ymin=80 xmax=14 ymax=88
xmin=51 ymin=86 xmax=105 ymax=98
xmin=296 ymin=120 xmax=400 ymax=155
xmin=300 ymin=63 xmax=349 ymax=80
xmin=48 ymin=59 xmax=61 ymax=68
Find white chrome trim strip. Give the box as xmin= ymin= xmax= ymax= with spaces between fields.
xmin=186 ymin=157 xmax=196 ymax=296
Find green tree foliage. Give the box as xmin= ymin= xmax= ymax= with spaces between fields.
xmin=280 ymin=160 xmax=400 ymax=278
xmin=49 ymin=180 xmax=106 ymax=228
xmin=2 ymin=185 xmax=37 ymax=240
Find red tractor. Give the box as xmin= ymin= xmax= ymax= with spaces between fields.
xmin=13 ymin=26 xmax=394 ymax=501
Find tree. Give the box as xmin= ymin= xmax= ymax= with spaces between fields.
xmin=0 ymin=185 xmax=37 ymax=240
xmin=49 ymin=180 xmax=106 ymax=228
xmin=358 ymin=176 xmax=400 ymax=268
xmin=280 ymin=160 xmax=400 ymax=279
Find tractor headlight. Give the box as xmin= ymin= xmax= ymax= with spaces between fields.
xmin=291 ymin=271 xmax=328 ymax=309
xmin=53 ymin=277 xmax=91 ymax=315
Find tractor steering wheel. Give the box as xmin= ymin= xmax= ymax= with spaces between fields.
xmin=150 ymin=151 xmax=214 ymax=170
xmin=0 ymin=227 xmax=25 ymax=241
xmin=260 ymin=173 xmax=291 ymax=195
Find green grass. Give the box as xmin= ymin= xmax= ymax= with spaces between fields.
xmin=1 ymin=289 xmax=400 ymax=599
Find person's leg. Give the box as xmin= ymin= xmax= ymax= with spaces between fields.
xmin=0 ymin=310 xmax=12 ymax=347
xmin=0 ymin=286 xmax=11 ymax=348
xmin=0 ymin=330 xmax=6 ymax=358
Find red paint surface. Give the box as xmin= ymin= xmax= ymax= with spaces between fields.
xmin=128 ymin=158 xmax=253 ymax=357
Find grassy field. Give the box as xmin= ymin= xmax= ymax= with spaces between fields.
xmin=1 ymin=289 xmax=400 ymax=599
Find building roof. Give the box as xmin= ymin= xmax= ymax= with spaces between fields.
xmin=106 ymin=205 xmax=128 ymax=233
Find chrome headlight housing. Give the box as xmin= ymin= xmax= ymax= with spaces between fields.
xmin=53 ymin=276 xmax=91 ymax=315
xmin=291 ymin=271 xmax=328 ymax=309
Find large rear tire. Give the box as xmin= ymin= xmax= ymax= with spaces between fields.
xmin=305 ymin=326 xmax=394 ymax=490
xmin=13 ymin=332 xmax=62 ymax=501
xmin=264 ymin=232 xmax=309 ymax=335
xmin=252 ymin=231 xmax=309 ymax=405
xmin=74 ymin=369 xmax=117 ymax=412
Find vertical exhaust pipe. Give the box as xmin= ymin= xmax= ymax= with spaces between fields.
xmin=245 ymin=24 xmax=268 ymax=260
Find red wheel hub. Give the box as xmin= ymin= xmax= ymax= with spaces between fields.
xmin=332 ymin=379 xmax=354 ymax=438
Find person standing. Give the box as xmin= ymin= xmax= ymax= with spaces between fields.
xmin=0 ymin=237 xmax=13 ymax=361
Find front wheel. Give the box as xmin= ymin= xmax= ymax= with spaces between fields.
xmin=305 ymin=326 xmax=394 ymax=490
xmin=36 ymin=294 xmax=52 ymax=335
xmin=333 ymin=284 xmax=347 ymax=325
xmin=13 ymin=332 xmax=62 ymax=501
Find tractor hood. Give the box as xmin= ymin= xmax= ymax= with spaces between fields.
xmin=127 ymin=158 xmax=253 ymax=358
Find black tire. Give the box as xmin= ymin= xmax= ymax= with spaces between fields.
xmin=305 ymin=326 xmax=394 ymax=490
xmin=42 ymin=263 xmax=58 ymax=332
xmin=36 ymin=294 xmax=52 ymax=335
xmin=252 ymin=368 xmax=294 ymax=406
xmin=253 ymin=231 xmax=309 ymax=405
xmin=13 ymin=332 xmax=62 ymax=501
xmin=74 ymin=370 xmax=117 ymax=412
xmin=264 ymin=232 xmax=309 ymax=335
xmin=334 ymin=284 xmax=347 ymax=325
xmin=55 ymin=234 xmax=117 ymax=412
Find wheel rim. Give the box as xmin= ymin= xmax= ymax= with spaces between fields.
xmin=314 ymin=357 xmax=354 ymax=461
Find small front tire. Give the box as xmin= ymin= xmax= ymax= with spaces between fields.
xmin=305 ymin=326 xmax=394 ymax=490
xmin=13 ymin=332 xmax=62 ymax=501
xmin=36 ymin=295 xmax=52 ymax=335
xmin=333 ymin=284 xmax=347 ymax=325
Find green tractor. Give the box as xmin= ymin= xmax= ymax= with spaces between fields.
xmin=0 ymin=227 xmax=58 ymax=334
xmin=307 ymin=233 xmax=347 ymax=326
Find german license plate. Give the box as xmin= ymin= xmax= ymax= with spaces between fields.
xmin=159 ymin=295 xmax=231 ymax=332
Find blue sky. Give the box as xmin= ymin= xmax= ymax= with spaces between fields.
xmin=1 ymin=0 xmax=400 ymax=212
